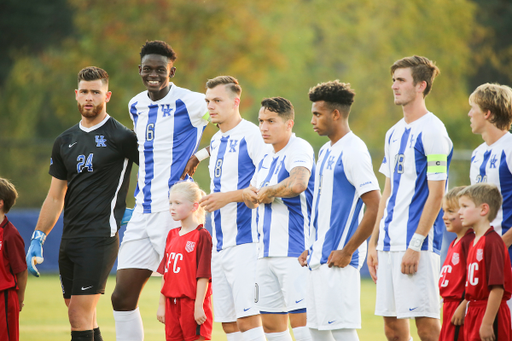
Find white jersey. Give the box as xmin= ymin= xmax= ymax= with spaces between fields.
xmin=377 ymin=112 xmax=453 ymax=254
xmin=251 ymin=134 xmax=315 ymax=258
xmin=209 ymin=119 xmax=265 ymax=252
xmin=308 ymin=132 xmax=380 ymax=270
xmin=470 ymin=132 xmax=512 ymax=240
xmin=129 ymin=83 xmax=208 ymax=213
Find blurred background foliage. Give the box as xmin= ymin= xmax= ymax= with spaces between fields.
xmin=1 ymin=0 xmax=511 ymax=207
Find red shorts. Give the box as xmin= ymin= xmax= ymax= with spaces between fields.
xmin=0 ymin=288 xmax=20 ymax=341
xmin=165 ymin=295 xmax=213 ymax=341
xmin=440 ymin=299 xmax=465 ymax=341
xmin=465 ymin=300 xmax=511 ymax=341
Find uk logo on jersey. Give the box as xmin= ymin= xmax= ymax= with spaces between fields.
xmin=477 ymin=249 xmax=483 ymax=262
xmin=452 ymin=252 xmax=459 ymax=265
xmin=95 ymin=135 xmax=107 ymax=147
xmin=161 ymin=104 xmax=173 ymax=117
xmin=185 ymin=241 xmax=195 ymax=253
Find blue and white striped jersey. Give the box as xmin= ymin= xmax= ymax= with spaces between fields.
xmin=307 ymin=132 xmax=379 ymax=270
xmin=470 ymin=132 xmax=512 ymax=242
xmin=209 ymin=119 xmax=265 ymax=252
xmin=129 ymin=84 xmax=208 ymax=214
xmin=251 ymin=134 xmax=315 ymax=258
xmin=377 ymin=112 xmax=453 ymax=254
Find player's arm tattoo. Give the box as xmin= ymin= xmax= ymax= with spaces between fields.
xmin=263 ymin=166 xmax=311 ymax=199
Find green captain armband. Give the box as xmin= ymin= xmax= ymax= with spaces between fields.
xmin=427 ymin=154 xmax=447 ymax=174
xmin=202 ymin=111 xmax=210 ymax=122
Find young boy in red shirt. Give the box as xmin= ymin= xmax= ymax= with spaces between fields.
xmin=0 ymin=178 xmax=28 ymax=341
xmin=458 ymin=183 xmax=512 ymax=341
xmin=439 ymin=186 xmax=474 ymax=341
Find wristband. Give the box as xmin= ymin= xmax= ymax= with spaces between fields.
xmin=31 ymin=230 xmax=47 ymax=244
xmin=194 ymin=148 xmax=210 ymax=162
xmin=408 ymin=233 xmax=425 ymax=252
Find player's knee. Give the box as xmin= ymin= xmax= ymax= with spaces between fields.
xmin=383 ymin=324 xmax=404 ymax=341
xmin=68 ymin=306 xmax=91 ymax=329
xmin=111 ymin=288 xmax=136 ymax=311
xmin=222 ymin=321 xmax=239 ymax=333
xmin=416 ymin=326 xmax=439 ymax=341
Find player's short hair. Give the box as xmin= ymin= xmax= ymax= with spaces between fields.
xmin=443 ymin=186 xmax=466 ymax=210
xmin=458 ymin=183 xmax=502 ymax=222
xmin=77 ymin=66 xmax=109 ymax=86
xmin=206 ymin=76 xmax=242 ymax=97
xmin=469 ymin=83 xmax=512 ymax=131
xmin=169 ymin=181 xmax=207 ymax=224
xmin=260 ymin=97 xmax=294 ymax=121
xmin=0 ymin=178 xmax=18 ymax=214
xmin=140 ymin=40 xmax=177 ymax=62
xmin=390 ymin=56 xmax=440 ymax=97
xmin=308 ymin=80 xmax=355 ymax=116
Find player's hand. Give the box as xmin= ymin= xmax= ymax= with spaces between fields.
xmin=26 ymin=230 xmax=46 ymax=277
xmin=401 ymin=248 xmax=420 ymax=275
xmin=480 ymin=322 xmax=495 ymax=341
xmin=451 ymin=301 xmax=466 ymax=326
xmin=242 ymin=186 xmax=259 ymax=209
xmin=367 ymin=244 xmax=378 ymax=283
xmin=156 ymin=303 xmax=165 ymax=324
xmin=194 ymin=305 xmax=207 ymax=325
xmin=200 ymin=192 xmax=230 ymax=212
xmin=255 ymin=186 xmax=275 ymax=204
xmin=180 ymin=155 xmax=200 ymax=180
xmin=19 ymin=301 xmax=24 ymax=312
xmin=121 ymin=207 xmax=134 ymax=227
xmin=298 ymin=250 xmax=308 ymax=267
xmin=327 ymin=249 xmax=352 ymax=268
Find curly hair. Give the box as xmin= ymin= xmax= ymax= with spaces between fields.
xmin=390 ymin=56 xmax=440 ymax=97
xmin=308 ymin=80 xmax=355 ymax=115
xmin=140 ymin=40 xmax=177 ymax=62
xmin=260 ymin=97 xmax=294 ymax=121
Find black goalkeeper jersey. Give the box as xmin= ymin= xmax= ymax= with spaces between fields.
xmin=49 ymin=115 xmax=138 ymax=238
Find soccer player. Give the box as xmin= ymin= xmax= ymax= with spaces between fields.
xmin=156 ymin=182 xmax=213 ymax=341
xmin=110 ymin=41 xmax=209 ymax=341
xmin=367 ymin=56 xmax=453 ymax=341
xmin=458 ymin=184 xmax=512 ymax=341
xmin=243 ymin=97 xmax=314 ymax=341
xmin=25 ymin=66 xmax=139 ymax=341
xmin=200 ymin=76 xmax=266 ymax=341
xmin=0 ymin=178 xmax=27 ymax=341
xmin=298 ymin=81 xmax=381 ymax=341
xmin=439 ymin=186 xmax=473 ymax=341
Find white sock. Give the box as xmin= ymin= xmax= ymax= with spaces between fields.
xmin=293 ymin=326 xmax=313 ymax=341
xmin=242 ymin=326 xmax=266 ymax=341
xmin=308 ymin=328 xmax=335 ymax=341
xmin=331 ymin=329 xmax=359 ymax=341
xmin=265 ymin=330 xmax=293 ymax=341
xmin=226 ymin=331 xmax=244 ymax=341
xmin=113 ymin=308 xmax=144 ymax=341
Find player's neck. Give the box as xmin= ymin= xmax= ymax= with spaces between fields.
xmin=148 ymin=85 xmax=171 ymax=102
xmin=402 ymin=99 xmax=428 ymax=124
xmin=179 ymin=216 xmax=199 ymax=235
xmin=472 ymin=221 xmax=492 ymax=240
xmin=81 ymin=111 xmax=107 ymax=128
xmin=481 ymin=125 xmax=507 ymax=146
xmin=328 ymin=122 xmax=351 ymax=145
xmin=0 ymin=212 xmax=5 ymax=223
xmin=218 ymin=113 xmax=242 ymax=133
xmin=273 ymin=133 xmax=292 ymax=153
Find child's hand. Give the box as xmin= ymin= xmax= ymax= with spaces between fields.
xmin=451 ymin=302 xmax=466 ymax=325
xmin=157 ymin=303 xmax=165 ymax=324
xmin=479 ymin=322 xmax=495 ymax=341
xmin=194 ymin=305 xmax=207 ymax=325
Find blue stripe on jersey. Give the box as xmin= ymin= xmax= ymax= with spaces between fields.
xmin=312 ymin=149 xmax=331 ymax=248
xmin=213 ymin=136 xmax=229 ymax=251
xmin=382 ymin=128 xmax=411 ymax=251
xmin=305 ymin=161 xmax=315 ymax=221
xmin=500 ymin=151 xmax=512 ymax=237
xmin=236 ymin=138 xmax=255 ymax=245
xmin=169 ymin=99 xmax=202 ymax=187
xmin=479 ymin=150 xmax=492 ymax=182
xmin=346 ymin=199 xmax=364 ymax=268
xmin=262 ymin=157 xmax=280 ymax=257
xmin=130 ymin=102 xmax=139 ymax=129
xmin=142 ymin=104 xmax=159 ymax=213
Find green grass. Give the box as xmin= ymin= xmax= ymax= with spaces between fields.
xmin=20 ymin=275 xmax=418 ymax=340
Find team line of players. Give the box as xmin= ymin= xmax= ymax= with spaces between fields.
xmin=14 ymin=39 xmax=512 ymax=341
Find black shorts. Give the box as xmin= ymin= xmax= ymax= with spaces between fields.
xmin=58 ymin=235 xmax=119 ymax=299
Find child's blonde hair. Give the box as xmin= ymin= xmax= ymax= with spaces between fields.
xmin=443 ymin=186 xmax=466 ymax=210
xmin=169 ymin=181 xmax=207 ymax=224
xmin=457 ymin=183 xmax=502 ymax=222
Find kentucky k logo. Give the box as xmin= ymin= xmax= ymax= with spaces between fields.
xmin=95 ymin=135 xmax=107 ymax=147
xmin=161 ymin=104 xmax=173 ymax=117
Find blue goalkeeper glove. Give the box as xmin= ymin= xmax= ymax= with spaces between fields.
xmin=121 ymin=207 xmax=134 ymax=227
xmin=26 ymin=230 xmax=46 ymax=277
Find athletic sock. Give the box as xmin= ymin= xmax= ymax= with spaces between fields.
xmin=331 ymin=328 xmax=359 ymax=341
xmin=71 ymin=330 xmax=94 ymax=341
xmin=265 ymin=330 xmax=293 ymax=341
xmin=293 ymin=326 xmax=313 ymax=341
xmin=241 ymin=326 xmax=266 ymax=341
xmin=93 ymin=327 xmax=103 ymax=341
xmin=113 ymin=308 xmax=144 ymax=341
xmin=226 ymin=331 xmax=244 ymax=341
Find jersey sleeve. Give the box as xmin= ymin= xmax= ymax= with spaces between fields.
xmin=120 ymin=128 xmax=139 ymax=166
xmin=484 ymin=233 xmax=507 ymax=288
xmin=49 ymin=136 xmax=68 ymax=180
xmin=4 ymin=225 xmax=27 ymax=274
xmin=379 ymin=129 xmax=393 ymax=178
xmin=247 ymin=128 xmax=267 ymax=166
xmin=287 ymin=139 xmax=314 ymax=172
xmin=344 ymin=145 xmax=380 ymax=197
xmin=185 ymin=92 xmax=209 ymax=128
xmin=421 ymin=125 xmax=451 ymax=181
xmin=196 ymin=229 xmax=212 ymax=279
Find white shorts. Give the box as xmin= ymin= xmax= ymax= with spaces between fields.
xmin=307 ymin=264 xmax=361 ymax=330
xmin=212 ymin=243 xmax=259 ymax=322
xmin=255 ymin=257 xmax=307 ymax=313
xmin=117 ymin=210 xmax=178 ymax=271
xmin=375 ymin=251 xmax=441 ymax=319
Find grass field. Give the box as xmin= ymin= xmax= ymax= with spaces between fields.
xmin=20 ymin=275 xmax=419 ymax=340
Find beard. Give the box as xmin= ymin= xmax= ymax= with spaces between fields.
xmin=77 ymin=101 xmax=104 ymax=118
